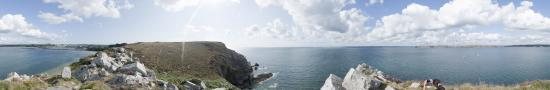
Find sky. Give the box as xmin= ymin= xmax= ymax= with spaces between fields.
xmin=1 ymin=0 xmax=550 ymax=47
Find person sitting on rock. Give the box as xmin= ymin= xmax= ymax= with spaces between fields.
xmin=422 ymin=79 xmax=445 ymax=90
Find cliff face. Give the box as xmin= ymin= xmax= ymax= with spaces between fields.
xmin=124 ymin=41 xmax=254 ymax=89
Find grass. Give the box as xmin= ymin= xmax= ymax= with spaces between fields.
xmin=0 ymin=78 xmax=49 ymax=90
xmin=81 ymin=81 xmax=111 ymax=90
xmin=155 ymin=69 xmax=239 ymax=89
xmin=125 ymin=42 xmax=243 ymax=89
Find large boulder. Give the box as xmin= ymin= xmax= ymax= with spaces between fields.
xmin=183 ymin=79 xmax=206 ymax=90
xmin=108 ymin=74 xmax=154 ymax=87
xmin=73 ymin=66 xmax=110 ymax=82
xmin=92 ymin=52 xmax=122 ymax=71
xmin=321 ymin=74 xmax=344 ymax=90
xmin=321 ymin=63 xmax=393 ymax=90
xmin=117 ymin=62 xmax=149 ymax=76
xmin=62 ymin=67 xmax=71 ymax=78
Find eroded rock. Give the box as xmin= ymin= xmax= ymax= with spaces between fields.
xmin=321 ymin=74 xmax=344 ymax=90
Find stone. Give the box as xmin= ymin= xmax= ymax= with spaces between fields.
xmin=4 ymin=72 xmax=20 ymax=81
xmin=212 ymin=88 xmax=227 ymax=90
xmin=385 ymin=86 xmax=396 ymax=90
xmin=340 ymin=63 xmax=386 ymax=90
xmin=117 ymin=62 xmax=148 ymax=76
xmin=321 ymin=74 xmax=344 ymax=90
xmin=409 ymin=82 xmax=420 ymax=88
xmin=253 ymin=73 xmax=273 ymax=83
xmin=62 ymin=67 xmax=71 ymax=78
xmin=4 ymin=72 xmax=30 ymax=81
xmin=183 ymin=80 xmax=205 ymax=90
xmin=92 ymin=52 xmax=122 ymax=71
xmin=108 ymin=74 xmax=153 ymax=86
xmin=73 ymin=66 xmax=109 ymax=82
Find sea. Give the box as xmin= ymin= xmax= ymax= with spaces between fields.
xmin=237 ymin=47 xmax=550 ymax=90
xmin=1 ymin=46 xmax=550 ymax=90
xmin=0 ymin=47 xmax=95 ymax=79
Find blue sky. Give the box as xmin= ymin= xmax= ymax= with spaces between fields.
xmin=1 ymin=0 xmax=550 ymax=47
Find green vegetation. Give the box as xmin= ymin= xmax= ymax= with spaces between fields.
xmin=125 ymin=42 xmax=242 ymax=89
xmin=155 ymin=69 xmax=239 ymax=89
xmin=81 ymin=81 xmax=111 ymax=90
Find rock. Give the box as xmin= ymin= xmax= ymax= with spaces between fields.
xmin=409 ymin=82 xmax=420 ymax=88
xmin=62 ymin=67 xmax=71 ymax=78
xmin=155 ymin=80 xmax=179 ymax=90
xmin=4 ymin=72 xmax=30 ymax=81
xmin=183 ymin=80 xmax=205 ymax=90
xmin=212 ymin=88 xmax=227 ymax=90
xmin=46 ymin=86 xmax=72 ymax=90
xmin=117 ymin=62 xmax=149 ymax=76
xmin=320 ymin=63 xmax=390 ymax=90
xmin=73 ymin=66 xmax=110 ymax=82
xmin=253 ymin=73 xmax=273 ymax=83
xmin=342 ymin=68 xmax=371 ymax=90
xmin=4 ymin=72 xmax=20 ymax=81
xmin=321 ymin=74 xmax=344 ymax=90
xmin=385 ymin=86 xmax=396 ymax=90
xmin=116 ymin=47 xmax=126 ymax=53
xmin=92 ymin=52 xmax=122 ymax=71
xmin=166 ymin=83 xmax=179 ymax=90
xmin=108 ymin=74 xmax=154 ymax=87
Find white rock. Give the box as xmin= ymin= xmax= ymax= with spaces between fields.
xmin=321 ymin=74 xmax=344 ymax=90
xmin=183 ymin=81 xmax=204 ymax=90
xmin=385 ymin=86 xmax=395 ymax=90
xmin=342 ymin=68 xmax=371 ymax=90
xmin=4 ymin=72 xmax=20 ymax=81
xmin=62 ymin=67 xmax=71 ymax=78
xmin=109 ymin=74 xmax=153 ymax=86
xmin=409 ymin=82 xmax=420 ymax=88
xmin=74 ymin=66 xmax=108 ymax=82
xmin=92 ymin=52 xmax=122 ymax=71
xmin=212 ymin=88 xmax=227 ymax=90
xmin=118 ymin=62 xmax=148 ymax=76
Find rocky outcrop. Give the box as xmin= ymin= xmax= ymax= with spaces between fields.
xmin=71 ymin=47 xmax=178 ymax=90
xmin=3 ymin=72 xmax=30 ymax=81
xmin=321 ymin=74 xmax=344 ymax=90
xmin=321 ymin=63 xmax=398 ymax=90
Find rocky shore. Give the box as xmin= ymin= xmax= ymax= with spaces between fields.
xmin=321 ymin=63 xmax=550 ymax=90
xmin=0 ymin=42 xmax=272 ymax=90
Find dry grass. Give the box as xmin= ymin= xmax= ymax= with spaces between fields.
xmin=124 ymin=42 xmax=239 ymax=89
xmin=0 ymin=78 xmax=49 ymax=90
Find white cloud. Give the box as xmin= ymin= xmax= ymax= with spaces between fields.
xmin=38 ymin=12 xmax=82 ymax=24
xmin=365 ymin=0 xmax=383 ymax=6
xmin=254 ymin=0 xmax=363 ymax=33
xmin=0 ymin=14 xmax=58 ymax=40
xmin=368 ymin=0 xmax=550 ymax=43
xmin=154 ymin=0 xmax=200 ymax=12
xmin=153 ymin=0 xmax=240 ymax=12
xmin=40 ymin=0 xmax=133 ymax=24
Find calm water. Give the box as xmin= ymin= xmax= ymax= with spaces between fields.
xmin=0 ymin=47 xmax=95 ymax=78
xmin=237 ymin=47 xmax=550 ymax=90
